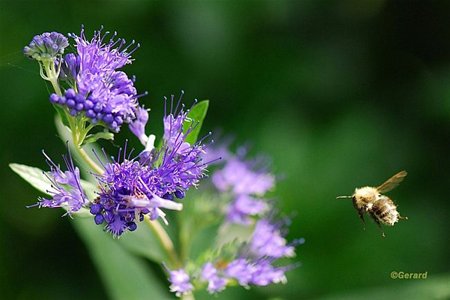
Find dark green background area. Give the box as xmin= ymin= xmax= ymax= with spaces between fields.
xmin=0 ymin=1 xmax=449 ymax=299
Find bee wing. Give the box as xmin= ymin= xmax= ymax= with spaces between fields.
xmin=376 ymin=170 xmax=408 ymax=193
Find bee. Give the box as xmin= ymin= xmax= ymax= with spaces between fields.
xmin=337 ymin=171 xmax=408 ymax=237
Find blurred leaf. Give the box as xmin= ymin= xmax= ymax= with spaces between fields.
xmin=320 ymin=273 xmax=450 ymax=300
xmin=10 ymin=162 xmax=97 ymax=199
xmin=183 ymin=100 xmax=209 ymax=145
xmin=83 ymin=131 xmax=114 ymax=146
xmin=118 ymin=222 xmax=168 ymax=263
xmin=9 ymin=163 xmax=54 ymax=195
xmin=80 ymin=179 xmax=98 ymax=200
xmin=72 ymin=218 xmax=172 ymax=300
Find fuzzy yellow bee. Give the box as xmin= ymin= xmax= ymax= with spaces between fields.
xmin=337 ymin=171 xmax=408 ymax=237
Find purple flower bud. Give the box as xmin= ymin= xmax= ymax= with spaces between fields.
xmin=66 ymin=99 xmax=76 ymax=108
xmin=129 ymin=106 xmax=149 ymax=146
xmin=65 ymin=88 xmax=76 ymax=99
xmin=49 ymin=93 xmax=60 ymax=103
xmin=24 ymin=32 xmax=68 ymax=61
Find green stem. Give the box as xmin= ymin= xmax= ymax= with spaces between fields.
xmin=49 ymin=76 xmax=62 ymax=96
xmin=145 ymin=216 xmax=181 ymax=268
xmin=179 ymin=220 xmax=192 ymax=263
xmin=42 ymin=60 xmax=62 ymax=96
xmin=181 ymin=292 xmax=195 ymax=300
xmin=75 ymin=144 xmax=104 ymax=175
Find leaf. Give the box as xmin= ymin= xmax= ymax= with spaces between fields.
xmin=10 ymin=162 xmax=97 ymax=204
xmin=83 ymin=131 xmax=114 ymax=146
xmin=9 ymin=163 xmax=55 ymax=195
xmin=183 ymin=100 xmax=209 ymax=145
xmin=319 ymin=273 xmax=450 ymax=300
xmin=118 ymin=222 xmax=168 ymax=263
xmin=72 ymin=218 xmax=172 ymax=300
xmin=80 ymin=179 xmax=98 ymax=200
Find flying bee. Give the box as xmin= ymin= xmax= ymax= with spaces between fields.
xmin=337 ymin=171 xmax=408 ymax=237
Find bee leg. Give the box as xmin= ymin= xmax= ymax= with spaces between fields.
xmin=372 ymin=217 xmax=385 ymax=237
xmin=357 ymin=209 xmax=366 ymax=230
xmin=399 ymin=214 xmax=408 ymax=220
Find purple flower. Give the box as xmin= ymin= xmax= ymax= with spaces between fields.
xmin=24 ymin=32 xmax=68 ymax=61
xmin=227 ymin=194 xmax=268 ymax=225
xmin=224 ymin=259 xmax=254 ymax=286
xmin=168 ymin=269 xmax=193 ymax=297
xmin=91 ymin=153 xmax=184 ymax=237
xmin=71 ymin=26 xmax=133 ymax=73
xmin=156 ymin=100 xmax=208 ymax=190
xmin=224 ymin=258 xmax=288 ymax=287
xmin=129 ymin=106 xmax=149 ymax=146
xmin=49 ymin=27 xmax=144 ymax=133
xmin=91 ymin=105 xmax=208 ymax=236
xmin=59 ymin=53 xmax=80 ymax=82
xmin=249 ymin=260 xmax=287 ymax=286
xmin=201 ymin=263 xmax=227 ymax=293
xmin=250 ymin=219 xmax=295 ymax=259
xmin=35 ymin=151 xmax=87 ymax=214
xmin=212 ymin=158 xmax=274 ymax=196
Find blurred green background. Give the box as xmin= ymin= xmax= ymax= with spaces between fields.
xmin=1 ymin=0 xmax=449 ymax=299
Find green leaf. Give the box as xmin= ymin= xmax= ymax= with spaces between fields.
xmin=320 ymin=274 xmax=450 ymax=300
xmin=80 ymin=180 xmax=98 ymax=200
xmin=9 ymin=163 xmax=54 ymax=195
xmin=72 ymin=218 xmax=172 ymax=300
xmin=118 ymin=223 xmax=168 ymax=263
xmin=10 ymin=162 xmax=96 ymax=202
xmin=183 ymin=100 xmax=209 ymax=145
xmin=83 ymin=131 xmax=114 ymax=146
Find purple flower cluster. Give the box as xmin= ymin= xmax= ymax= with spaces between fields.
xmin=24 ymin=32 xmax=68 ymax=61
xmin=51 ymin=27 xmax=142 ymax=132
xmin=211 ymin=148 xmax=274 ymax=225
xmin=166 ymin=141 xmax=301 ymax=297
xmin=34 ymin=151 xmax=87 ymax=215
xmin=30 ymin=97 xmax=208 ymax=237
xmin=90 ymin=107 xmax=207 ymax=237
xmin=167 ymin=218 xmax=298 ymax=296
xmin=25 ymin=27 xmax=144 ymax=133
xmin=250 ymin=219 xmax=296 ymax=258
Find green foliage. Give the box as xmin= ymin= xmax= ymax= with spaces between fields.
xmin=320 ymin=274 xmax=450 ymax=300
xmin=72 ymin=218 xmax=171 ymax=300
xmin=2 ymin=1 xmax=450 ymax=299
xmin=82 ymin=131 xmax=114 ymax=146
xmin=10 ymin=162 xmax=172 ymax=298
xmin=183 ymin=100 xmax=209 ymax=145
xmin=9 ymin=163 xmax=54 ymax=195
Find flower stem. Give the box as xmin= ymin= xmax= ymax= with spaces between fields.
xmin=42 ymin=60 xmax=62 ymax=96
xmin=68 ymin=116 xmax=104 ymax=175
xmin=75 ymin=145 xmax=104 ymax=175
xmin=145 ymin=216 xmax=181 ymax=268
xmin=181 ymin=293 xmax=195 ymax=300
xmin=49 ymin=77 xmax=62 ymax=96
